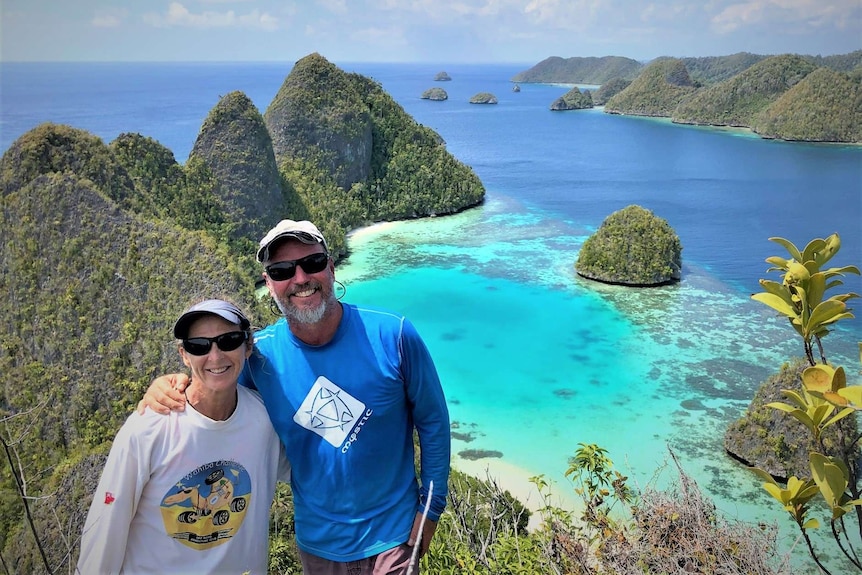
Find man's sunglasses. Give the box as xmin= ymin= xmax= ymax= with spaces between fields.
xmin=265 ymin=252 xmax=329 ymax=282
xmin=182 ymin=331 xmax=248 ymax=356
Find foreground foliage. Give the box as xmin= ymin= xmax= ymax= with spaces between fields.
xmin=750 ymin=234 xmax=862 ymax=573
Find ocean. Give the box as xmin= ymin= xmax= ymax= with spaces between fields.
xmin=2 ymin=61 xmax=861 ymax=569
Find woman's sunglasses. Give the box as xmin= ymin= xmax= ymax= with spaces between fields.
xmin=182 ymin=331 xmax=248 ymax=356
xmin=265 ymin=252 xmax=329 ymax=282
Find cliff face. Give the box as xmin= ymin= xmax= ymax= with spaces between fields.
xmin=191 ymin=91 xmax=286 ymax=241
xmin=264 ymin=53 xmax=373 ymax=191
xmin=724 ymin=359 xmax=859 ymax=480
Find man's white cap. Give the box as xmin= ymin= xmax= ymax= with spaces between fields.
xmin=256 ymin=219 xmax=328 ymax=263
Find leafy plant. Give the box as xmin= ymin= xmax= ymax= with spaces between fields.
xmin=750 ymin=233 xmax=862 ymax=573
xmin=751 ymin=233 xmax=859 ymax=365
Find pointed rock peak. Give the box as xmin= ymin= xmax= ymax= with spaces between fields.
xmin=191 ymin=90 xmax=283 ymax=241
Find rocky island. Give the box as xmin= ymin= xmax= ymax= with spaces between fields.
xmin=575 ymin=205 xmax=682 ymax=286
xmin=469 ymin=92 xmax=498 ymax=104
xmin=514 ymin=50 xmax=862 ymax=143
xmin=422 ymin=87 xmax=448 ymax=101
xmin=550 ymin=87 xmax=593 ymax=110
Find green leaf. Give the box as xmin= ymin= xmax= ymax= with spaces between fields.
xmin=805 ymin=272 xmax=826 ymax=311
xmin=802 ymin=237 xmax=828 ymax=264
xmin=837 ymin=386 xmax=862 ymax=406
xmin=822 ymin=406 xmax=856 ymax=429
xmin=750 ymin=467 xmax=779 ymax=486
xmin=802 ymin=518 xmax=820 ymax=529
xmin=751 ymin=293 xmax=798 ymax=318
xmin=806 ymin=299 xmax=847 ymax=332
xmin=758 ymin=279 xmax=795 ymax=305
xmin=769 ymin=236 xmax=803 ymax=262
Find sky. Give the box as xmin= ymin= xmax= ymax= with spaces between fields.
xmin=1 ymin=0 xmax=860 ymax=63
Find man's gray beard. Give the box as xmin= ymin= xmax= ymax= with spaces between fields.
xmin=274 ymin=294 xmax=329 ymax=325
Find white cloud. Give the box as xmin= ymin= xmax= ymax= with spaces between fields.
xmin=711 ymin=0 xmax=861 ymax=34
xmin=91 ymin=8 xmax=127 ymax=28
xmin=143 ymin=2 xmax=279 ymax=30
xmin=316 ymin=0 xmax=349 ymax=15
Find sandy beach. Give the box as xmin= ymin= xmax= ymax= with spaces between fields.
xmin=451 ymin=455 xmax=581 ymax=531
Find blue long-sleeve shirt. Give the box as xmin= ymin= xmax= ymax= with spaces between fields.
xmin=242 ymin=303 xmax=450 ymax=562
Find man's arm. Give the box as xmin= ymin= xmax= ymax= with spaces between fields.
xmin=135 ymin=373 xmax=189 ymax=414
xmin=407 ymin=513 xmax=438 ymax=557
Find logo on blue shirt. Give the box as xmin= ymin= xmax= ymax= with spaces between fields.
xmin=294 ymin=376 xmax=366 ymax=448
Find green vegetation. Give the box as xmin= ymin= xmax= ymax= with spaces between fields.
xmin=591 ymin=77 xmax=630 ymax=106
xmin=191 ymin=90 xmax=287 ymax=242
xmin=575 ymin=205 xmax=682 ymax=286
xmin=550 ymin=87 xmax=593 ymax=110
xmin=511 ymin=55 xmax=643 ymax=84
xmin=747 ymin=234 xmax=862 ymax=572
xmin=260 ymin=54 xmax=483 ymax=257
xmin=680 ymin=52 xmax=766 ymax=85
xmin=605 ymin=58 xmax=697 ymax=117
xmin=522 ymin=50 xmax=861 ymax=142
xmin=752 ymin=67 xmax=862 ymax=142
xmin=674 ymin=55 xmax=817 ymax=127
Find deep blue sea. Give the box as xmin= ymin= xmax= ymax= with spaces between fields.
xmin=2 ymin=61 xmax=861 ymax=570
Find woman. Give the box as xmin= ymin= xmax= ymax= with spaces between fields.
xmin=77 ymin=299 xmax=290 ymax=574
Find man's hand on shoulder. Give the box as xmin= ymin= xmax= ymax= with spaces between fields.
xmin=136 ymin=373 xmax=190 ymax=415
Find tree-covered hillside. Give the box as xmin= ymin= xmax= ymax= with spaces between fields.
xmin=264 ymin=53 xmax=485 ymax=256
xmin=520 ymin=50 xmax=861 ymax=142
xmin=672 ymin=54 xmax=817 ymax=127
xmin=680 ymin=52 xmax=766 ymax=85
xmin=510 ymin=55 xmax=643 ymax=84
xmin=604 ymin=58 xmax=698 ymax=117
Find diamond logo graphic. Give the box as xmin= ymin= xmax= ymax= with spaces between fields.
xmin=294 ymin=376 xmax=365 ymax=448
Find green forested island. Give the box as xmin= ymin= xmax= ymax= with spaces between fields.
xmin=513 ymin=50 xmax=862 ymax=143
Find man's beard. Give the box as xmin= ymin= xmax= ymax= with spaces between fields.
xmin=273 ymin=284 xmax=334 ymax=325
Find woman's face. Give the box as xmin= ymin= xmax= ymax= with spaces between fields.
xmin=179 ymin=315 xmax=251 ymax=391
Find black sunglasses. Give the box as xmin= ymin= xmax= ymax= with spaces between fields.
xmin=265 ymin=252 xmax=329 ymax=282
xmin=182 ymin=331 xmax=248 ymax=356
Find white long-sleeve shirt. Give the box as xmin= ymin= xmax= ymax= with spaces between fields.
xmin=77 ymin=386 xmax=290 ymax=574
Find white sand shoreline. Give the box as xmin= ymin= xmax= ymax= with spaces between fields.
xmin=451 ymin=456 xmax=581 ymax=531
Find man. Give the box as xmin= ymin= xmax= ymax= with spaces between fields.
xmin=143 ymin=219 xmax=450 ymax=574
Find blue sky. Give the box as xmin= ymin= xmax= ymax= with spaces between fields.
xmin=2 ymin=0 xmax=860 ymax=63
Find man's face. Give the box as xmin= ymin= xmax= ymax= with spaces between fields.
xmin=264 ymin=239 xmax=336 ymax=325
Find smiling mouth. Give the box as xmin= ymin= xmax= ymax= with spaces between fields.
xmin=207 ymin=367 xmax=230 ymax=375
xmin=292 ymin=287 xmax=318 ymax=298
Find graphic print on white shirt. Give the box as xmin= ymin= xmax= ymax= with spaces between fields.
xmin=294 ymin=375 xmax=366 ymax=448
xmin=159 ymin=461 xmax=251 ymax=549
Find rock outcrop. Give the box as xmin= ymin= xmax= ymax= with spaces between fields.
xmin=264 ymin=53 xmax=373 ymax=191
xmin=550 ymin=87 xmax=593 ymax=110
xmin=190 ymin=91 xmax=284 ymax=240
xmin=724 ymin=358 xmax=859 ymax=480
xmin=575 ymin=205 xmax=682 ymax=286
xmin=469 ymin=92 xmax=498 ymax=104
xmin=422 ymin=88 xmax=448 ymax=101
